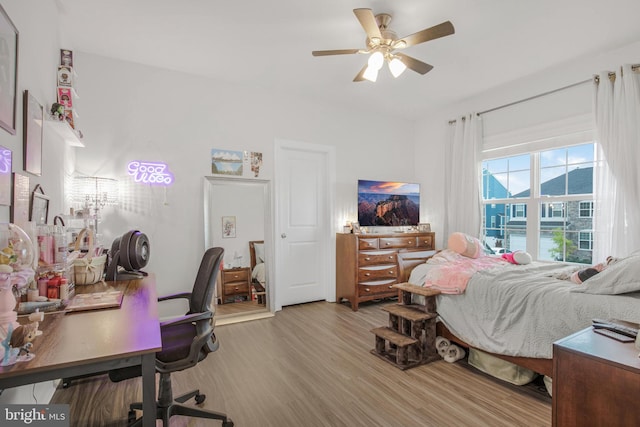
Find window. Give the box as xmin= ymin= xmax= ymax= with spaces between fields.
xmin=482 ymin=143 xmax=595 ymax=264
xmin=579 ymin=231 xmax=593 ymax=250
xmin=579 ymin=201 xmax=594 ymax=218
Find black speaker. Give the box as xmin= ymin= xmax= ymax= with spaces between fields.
xmin=105 ymin=230 xmax=150 ymax=281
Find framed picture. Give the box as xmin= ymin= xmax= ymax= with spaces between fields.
xmin=0 ymin=5 xmax=18 ymax=135
xmin=222 ymin=216 xmax=236 ymax=238
xmin=211 ymin=149 xmax=243 ymax=176
xmin=418 ymin=223 xmax=431 ymax=232
xmin=23 ymin=91 xmax=44 ymax=176
xmin=0 ymin=145 xmax=11 ymax=205
xmin=30 ymin=184 xmax=49 ymax=225
xmin=10 ymin=173 xmax=29 ymax=229
xmin=351 ymin=221 xmax=361 ymax=234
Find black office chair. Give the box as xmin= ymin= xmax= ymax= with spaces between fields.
xmin=109 ymin=247 xmax=233 ymax=426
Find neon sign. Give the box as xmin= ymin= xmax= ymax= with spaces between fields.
xmin=127 ymin=161 xmax=174 ymax=185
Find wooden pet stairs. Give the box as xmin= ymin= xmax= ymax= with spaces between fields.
xmin=370 ymin=283 xmax=441 ymax=370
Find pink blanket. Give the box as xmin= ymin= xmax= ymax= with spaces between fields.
xmin=423 ymin=250 xmax=509 ymax=294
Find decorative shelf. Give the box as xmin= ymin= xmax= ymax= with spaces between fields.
xmin=45 ymin=119 xmax=84 ymax=147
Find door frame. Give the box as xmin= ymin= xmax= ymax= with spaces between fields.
xmin=273 ymin=138 xmax=336 ymax=311
xmin=203 ymin=176 xmax=275 ymax=312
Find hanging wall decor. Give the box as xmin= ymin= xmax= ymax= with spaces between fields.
xmin=23 ymin=91 xmax=44 ymax=176
xmin=0 ymin=4 xmax=18 ymax=135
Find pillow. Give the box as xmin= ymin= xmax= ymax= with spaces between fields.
xmin=570 ymin=252 xmax=640 ymax=294
xmin=447 ymin=232 xmax=482 ymax=259
xmin=254 ymin=243 xmax=265 ymax=264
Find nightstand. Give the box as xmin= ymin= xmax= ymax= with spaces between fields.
xmin=220 ymin=267 xmax=251 ymax=304
xmin=553 ymin=327 xmax=640 ymax=426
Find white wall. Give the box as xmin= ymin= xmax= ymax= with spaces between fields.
xmin=415 ymin=39 xmax=640 ymax=249
xmin=72 ymin=52 xmax=416 ymax=316
xmin=0 ymin=0 xmax=71 ymax=405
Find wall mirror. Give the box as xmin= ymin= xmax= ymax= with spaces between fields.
xmin=204 ymin=176 xmax=272 ymax=319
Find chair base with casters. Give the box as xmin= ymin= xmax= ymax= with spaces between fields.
xmin=123 ymin=368 xmax=233 ymax=427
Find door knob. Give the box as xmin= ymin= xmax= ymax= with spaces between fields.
xmin=281 ymin=233 xmax=287 ymax=238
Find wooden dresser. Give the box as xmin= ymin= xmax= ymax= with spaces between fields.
xmin=220 ymin=267 xmax=251 ymax=304
xmin=336 ymin=232 xmax=436 ymax=311
xmin=553 ymin=327 xmax=640 ymax=426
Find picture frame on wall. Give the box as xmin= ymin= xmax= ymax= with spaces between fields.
xmin=222 ymin=216 xmax=236 ymax=238
xmin=11 ymin=173 xmax=29 ymax=229
xmin=30 ymin=184 xmax=49 ymax=225
xmin=0 ymin=4 xmax=18 ymax=135
xmin=23 ymin=91 xmax=44 ymax=176
xmin=0 ymin=145 xmax=11 ymax=206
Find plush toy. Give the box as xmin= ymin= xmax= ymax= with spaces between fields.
xmin=501 ymin=250 xmax=532 ymax=265
xmin=50 ymin=103 xmax=65 ymax=121
xmin=448 ymin=232 xmax=483 ymax=258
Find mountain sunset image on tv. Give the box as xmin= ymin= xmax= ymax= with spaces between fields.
xmin=357 ymin=180 xmax=420 ymax=226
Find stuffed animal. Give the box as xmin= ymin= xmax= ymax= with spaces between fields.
xmin=501 ymin=250 xmax=532 ymax=265
xmin=448 ymin=232 xmax=483 ymax=258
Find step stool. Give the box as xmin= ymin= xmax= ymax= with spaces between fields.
xmin=370 ymin=283 xmax=441 ymax=369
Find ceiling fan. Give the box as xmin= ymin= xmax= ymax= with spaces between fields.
xmin=312 ymin=8 xmax=455 ymax=82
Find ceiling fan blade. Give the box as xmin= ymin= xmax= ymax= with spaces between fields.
xmin=396 ymin=53 xmax=434 ymax=75
xmin=399 ymin=21 xmax=455 ymax=48
xmin=312 ymin=49 xmax=360 ymax=57
xmin=353 ymin=64 xmax=368 ymax=82
xmin=353 ymin=8 xmax=382 ymax=40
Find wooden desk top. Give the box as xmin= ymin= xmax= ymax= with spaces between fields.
xmin=0 ymin=275 xmax=162 ymax=383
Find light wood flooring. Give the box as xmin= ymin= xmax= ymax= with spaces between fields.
xmin=51 ymin=300 xmax=551 ymax=426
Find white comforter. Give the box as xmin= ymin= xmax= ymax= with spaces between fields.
xmin=409 ymin=261 xmax=640 ymax=359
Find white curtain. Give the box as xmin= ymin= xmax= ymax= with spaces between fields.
xmin=593 ymin=64 xmax=640 ymax=259
xmin=444 ymin=113 xmax=483 ymax=240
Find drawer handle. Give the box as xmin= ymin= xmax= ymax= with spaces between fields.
xmin=365 ymin=288 xmax=370 ymax=292
xmin=234 ymin=287 xmax=239 ymax=290
xmin=365 ymin=273 xmax=371 ymax=277
xmin=388 ymin=271 xmax=395 ymax=275
xmin=388 ymin=256 xmax=393 ymax=259
xmin=385 ymin=242 xmax=391 ymax=246
xmin=364 ymin=257 xmax=371 ymax=261
xmin=388 ymin=285 xmax=393 ymax=289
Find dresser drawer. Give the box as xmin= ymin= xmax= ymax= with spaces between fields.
xmin=358 ymin=280 xmax=397 ymax=296
xmin=416 ymin=234 xmax=434 ymax=249
xmin=358 ymin=251 xmax=397 ymax=266
xmin=223 ymin=269 xmax=249 ymax=282
xmin=223 ymin=282 xmax=250 ymax=296
xmin=358 ymin=238 xmax=379 ymax=250
xmin=379 ymin=237 xmax=417 ymax=249
xmin=358 ymin=265 xmax=398 ymax=282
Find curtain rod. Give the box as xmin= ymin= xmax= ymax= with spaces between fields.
xmin=448 ymin=63 xmax=640 ymax=124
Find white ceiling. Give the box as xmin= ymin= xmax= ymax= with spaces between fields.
xmin=56 ymin=0 xmax=640 ymax=121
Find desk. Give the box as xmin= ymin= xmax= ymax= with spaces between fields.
xmin=0 ymin=275 xmax=162 ymax=427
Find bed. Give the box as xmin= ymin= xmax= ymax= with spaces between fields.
xmin=406 ymin=249 xmax=640 ymax=377
xmin=249 ymin=240 xmax=266 ymax=304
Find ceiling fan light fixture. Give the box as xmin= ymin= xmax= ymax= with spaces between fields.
xmin=367 ymin=51 xmax=384 ymax=70
xmin=389 ymin=57 xmax=407 ymax=78
xmin=362 ymin=65 xmax=379 ymax=82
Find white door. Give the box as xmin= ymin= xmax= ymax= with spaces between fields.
xmin=274 ymin=139 xmax=335 ymax=310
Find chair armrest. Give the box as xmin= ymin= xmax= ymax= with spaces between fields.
xmin=160 ymin=311 xmax=212 ymax=328
xmin=157 ymin=292 xmax=192 ymax=302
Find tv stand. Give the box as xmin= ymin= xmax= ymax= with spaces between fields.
xmin=336 ymin=232 xmax=436 ymax=311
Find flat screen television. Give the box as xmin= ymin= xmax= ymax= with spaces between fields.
xmin=357 ymin=179 xmax=420 ymax=227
